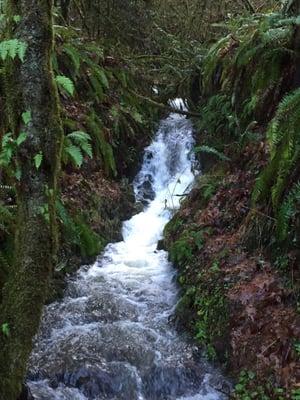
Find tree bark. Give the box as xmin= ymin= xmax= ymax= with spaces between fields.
xmin=0 ymin=1 xmax=63 ymax=399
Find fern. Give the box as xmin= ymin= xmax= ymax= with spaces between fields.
xmin=56 ymin=200 xmax=102 ymax=258
xmin=198 ymin=94 xmax=238 ymax=137
xmin=277 ymin=181 xmax=300 ymax=242
xmin=67 ymin=131 xmax=93 ymax=158
xmin=55 ymin=75 xmax=75 ymax=96
xmin=253 ymin=89 xmax=300 ymax=208
xmin=65 ymin=144 xmax=83 ymax=167
xmin=62 ymin=131 xmax=93 ymax=168
xmin=0 ymin=39 xmax=28 ymax=62
xmin=86 ymin=112 xmax=117 ymax=176
xmin=74 ymin=217 xmax=102 ymax=258
xmin=202 ymin=35 xmax=232 ymax=91
xmin=194 ymin=145 xmax=230 ymax=162
xmin=62 ymin=43 xmax=81 ymax=76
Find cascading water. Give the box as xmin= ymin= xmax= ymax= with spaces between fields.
xmin=27 ymin=103 xmax=229 ymax=400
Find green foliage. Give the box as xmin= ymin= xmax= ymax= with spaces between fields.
xmin=193 ymin=10 xmax=300 ymax=254
xmin=62 ymin=131 xmax=93 ymax=168
xmin=56 ymin=200 xmax=103 ymax=258
xmin=75 ymin=218 xmax=102 ymax=258
xmin=1 ymin=323 xmax=9 ymax=337
xmin=0 ymin=39 xmax=27 ymax=62
xmin=169 ymin=229 xmax=206 ymax=265
xmin=194 ymin=145 xmax=230 ymax=162
xmin=62 ymin=43 xmax=81 ymax=76
xmin=198 ymin=12 xmax=296 ymax=151
xmin=86 ymin=113 xmax=116 ymax=176
xmin=294 ymin=341 xmax=300 ymax=355
xmin=67 ymin=131 xmax=92 ymax=157
xmin=0 ymin=131 xmax=27 ymax=178
xmin=55 ymin=75 xmax=75 ymax=96
xmin=196 ymin=174 xmax=223 ymax=205
xmin=276 ymin=181 xmax=300 ymax=242
xmin=33 ymin=152 xmax=43 ymax=170
xmin=170 ymin=236 xmax=193 ymax=265
xmin=21 ymin=111 xmax=31 ymax=125
xmin=197 ymin=94 xmax=238 ymax=138
xmin=194 ymin=271 xmax=228 ymax=360
xmin=292 ymin=389 xmax=300 ymax=400
xmin=52 ymin=24 xmax=156 ymax=178
xmin=252 ymin=89 xmax=300 ymax=242
xmin=233 ymin=370 xmax=287 ymax=400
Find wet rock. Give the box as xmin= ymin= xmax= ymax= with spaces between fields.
xmin=60 ymin=363 xmax=140 ymax=399
xmin=85 ymin=292 xmax=138 ymax=322
xmin=29 ymin=322 xmax=157 ymax=378
xmin=156 ymin=239 xmax=165 ymax=251
xmin=136 ymin=174 xmax=155 ymax=204
xmin=133 ymin=201 xmax=144 ymax=214
xmin=142 ymin=364 xmax=203 ymax=399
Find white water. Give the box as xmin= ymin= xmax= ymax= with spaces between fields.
xmin=28 ymin=104 xmax=228 ymax=400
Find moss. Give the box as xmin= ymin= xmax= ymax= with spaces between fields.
xmin=176 ymin=260 xmax=230 ymax=362
xmin=0 ymin=1 xmax=63 ymax=398
xmin=166 ymin=212 xmax=230 ymax=362
xmin=192 ymin=268 xmax=229 ymax=361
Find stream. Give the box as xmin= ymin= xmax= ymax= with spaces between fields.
xmin=27 ymin=102 xmax=229 ymax=400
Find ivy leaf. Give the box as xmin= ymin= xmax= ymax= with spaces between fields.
xmin=22 ymin=111 xmax=31 ymax=125
xmin=34 ymin=152 xmax=43 ymax=170
xmin=16 ymin=132 xmax=27 ymax=146
xmin=55 ymin=75 xmax=75 ymax=96
xmin=1 ymin=323 xmax=10 ymax=337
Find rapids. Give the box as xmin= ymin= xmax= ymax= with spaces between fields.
xmin=27 ymin=102 xmax=229 ymax=399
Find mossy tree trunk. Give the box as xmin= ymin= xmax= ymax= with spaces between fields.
xmin=0 ymin=1 xmax=63 ymax=399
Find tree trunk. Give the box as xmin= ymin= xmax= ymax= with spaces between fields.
xmin=0 ymin=1 xmax=63 ymax=399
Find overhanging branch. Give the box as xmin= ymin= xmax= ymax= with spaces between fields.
xmin=129 ymin=90 xmax=201 ymax=118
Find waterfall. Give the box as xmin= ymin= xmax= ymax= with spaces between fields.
xmin=27 ymin=103 xmax=228 ymax=400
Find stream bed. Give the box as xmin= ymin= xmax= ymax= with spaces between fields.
xmin=27 ymin=104 xmax=229 ymax=400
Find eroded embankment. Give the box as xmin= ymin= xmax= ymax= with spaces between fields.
xmin=163 ymin=142 xmax=300 ymax=399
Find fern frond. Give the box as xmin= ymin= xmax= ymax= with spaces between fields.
xmin=194 ymin=145 xmax=230 ymax=162
xmin=65 ymin=144 xmax=83 ymax=167
xmin=67 ymin=131 xmax=93 ymax=158
xmin=63 ymin=43 xmax=81 ymax=76
xmin=55 ymin=75 xmax=75 ymax=96
xmin=277 ymin=181 xmax=300 ymax=241
xmin=0 ymin=39 xmax=28 ymax=62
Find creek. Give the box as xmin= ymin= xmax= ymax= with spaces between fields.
xmin=27 ymin=101 xmax=229 ymax=400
